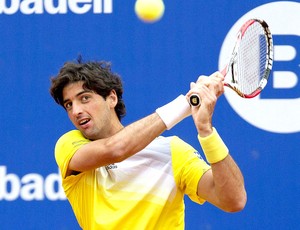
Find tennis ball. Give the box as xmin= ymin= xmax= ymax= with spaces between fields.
xmin=135 ymin=0 xmax=165 ymax=23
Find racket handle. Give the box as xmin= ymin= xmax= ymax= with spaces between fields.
xmin=189 ymin=94 xmax=201 ymax=106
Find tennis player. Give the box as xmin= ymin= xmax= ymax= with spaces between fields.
xmin=50 ymin=58 xmax=246 ymax=229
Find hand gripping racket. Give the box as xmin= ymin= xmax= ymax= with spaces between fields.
xmin=189 ymin=19 xmax=273 ymax=106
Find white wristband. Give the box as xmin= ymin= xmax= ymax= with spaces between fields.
xmin=156 ymin=95 xmax=191 ymax=130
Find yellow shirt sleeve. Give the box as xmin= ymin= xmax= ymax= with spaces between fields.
xmin=54 ymin=130 xmax=90 ymax=179
xmin=171 ymin=136 xmax=211 ymax=204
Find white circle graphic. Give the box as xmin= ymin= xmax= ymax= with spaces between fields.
xmin=220 ymin=1 xmax=300 ymax=134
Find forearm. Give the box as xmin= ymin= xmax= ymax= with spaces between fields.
xmin=105 ymin=94 xmax=190 ymax=160
xmin=198 ymin=128 xmax=246 ymax=212
xmin=107 ymin=113 xmax=166 ymax=161
xmin=210 ymin=154 xmax=246 ymax=212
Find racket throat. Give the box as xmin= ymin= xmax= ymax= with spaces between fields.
xmin=229 ymin=62 xmax=238 ymax=84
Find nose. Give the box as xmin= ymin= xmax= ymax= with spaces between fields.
xmin=71 ymin=101 xmax=83 ymax=117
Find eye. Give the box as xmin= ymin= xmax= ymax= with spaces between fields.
xmin=64 ymin=102 xmax=72 ymax=110
xmin=81 ymin=95 xmax=90 ymax=103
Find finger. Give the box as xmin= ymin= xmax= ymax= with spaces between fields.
xmin=190 ymin=82 xmax=196 ymax=89
xmin=196 ymin=75 xmax=209 ymax=84
xmin=211 ymin=71 xmax=225 ymax=81
xmin=189 ymin=85 xmax=209 ymax=107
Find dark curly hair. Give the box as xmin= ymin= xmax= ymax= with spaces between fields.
xmin=50 ymin=58 xmax=126 ymax=121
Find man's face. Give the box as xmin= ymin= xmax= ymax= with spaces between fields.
xmin=62 ymin=81 xmax=115 ymax=140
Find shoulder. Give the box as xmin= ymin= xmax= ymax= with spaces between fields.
xmin=169 ymin=136 xmax=193 ymax=152
xmin=55 ymin=130 xmax=89 ymax=148
xmin=54 ymin=130 xmax=90 ymax=176
xmin=169 ymin=135 xmax=207 ymax=167
xmin=57 ymin=130 xmax=86 ymax=142
xmin=55 ymin=130 xmax=90 ymax=157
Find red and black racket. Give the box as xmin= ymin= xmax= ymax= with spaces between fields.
xmin=190 ymin=19 xmax=273 ymax=106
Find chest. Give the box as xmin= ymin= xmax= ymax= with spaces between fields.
xmin=95 ymin=139 xmax=176 ymax=198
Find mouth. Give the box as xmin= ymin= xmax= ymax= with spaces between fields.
xmin=78 ymin=118 xmax=90 ymax=126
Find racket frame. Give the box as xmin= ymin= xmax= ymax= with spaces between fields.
xmin=189 ymin=18 xmax=273 ymax=106
xmin=223 ymin=19 xmax=273 ymax=99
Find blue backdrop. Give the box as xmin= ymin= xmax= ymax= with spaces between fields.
xmin=1 ymin=0 xmax=299 ymax=229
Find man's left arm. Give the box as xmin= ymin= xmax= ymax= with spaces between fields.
xmin=197 ymin=148 xmax=247 ymax=212
xmin=187 ymin=72 xmax=247 ymax=212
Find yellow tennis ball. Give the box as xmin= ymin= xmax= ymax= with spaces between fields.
xmin=135 ymin=0 xmax=165 ymax=23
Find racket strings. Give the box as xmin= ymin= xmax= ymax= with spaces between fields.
xmin=235 ymin=22 xmax=268 ymax=95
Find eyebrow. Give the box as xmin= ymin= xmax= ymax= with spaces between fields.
xmin=63 ymin=89 xmax=93 ymax=105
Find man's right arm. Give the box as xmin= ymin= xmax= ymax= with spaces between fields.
xmin=69 ymin=113 xmax=165 ymax=173
xmin=68 ymin=95 xmax=191 ymax=174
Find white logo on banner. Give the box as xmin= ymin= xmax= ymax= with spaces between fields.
xmin=220 ymin=1 xmax=300 ymax=134
xmin=0 ymin=166 xmax=66 ymax=201
xmin=0 ymin=0 xmax=112 ymax=14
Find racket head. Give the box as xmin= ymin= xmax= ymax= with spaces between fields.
xmin=223 ymin=19 xmax=273 ymax=98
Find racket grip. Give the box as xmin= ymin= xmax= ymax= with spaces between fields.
xmin=189 ymin=94 xmax=201 ymax=106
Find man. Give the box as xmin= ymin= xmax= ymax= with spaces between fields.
xmin=50 ymin=59 xmax=246 ymax=229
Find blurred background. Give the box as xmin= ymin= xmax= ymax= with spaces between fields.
xmin=0 ymin=0 xmax=299 ymax=229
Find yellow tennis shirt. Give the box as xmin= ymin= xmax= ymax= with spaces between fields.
xmin=55 ymin=130 xmax=211 ymax=230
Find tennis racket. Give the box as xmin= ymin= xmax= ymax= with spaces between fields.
xmin=189 ymin=18 xmax=273 ymax=106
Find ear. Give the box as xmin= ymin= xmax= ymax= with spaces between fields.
xmin=107 ymin=90 xmax=118 ymax=108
